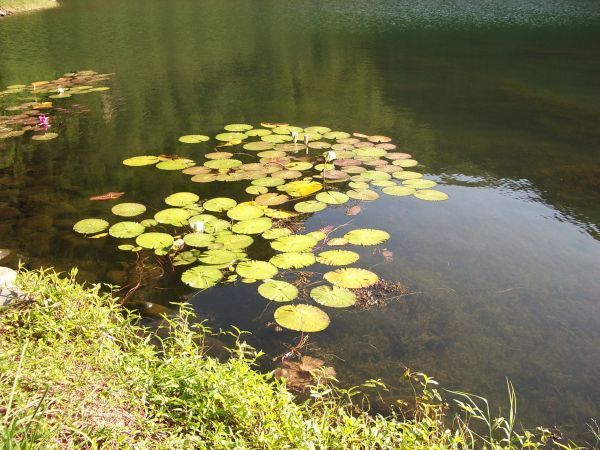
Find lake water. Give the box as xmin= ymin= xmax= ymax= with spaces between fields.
xmin=1 ymin=0 xmax=599 ymax=439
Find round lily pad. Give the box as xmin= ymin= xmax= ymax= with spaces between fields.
xmin=183 ymin=233 xmax=215 ymax=248
xmin=236 ymin=260 xmax=278 ymax=280
xmin=271 ymin=235 xmax=318 ymax=253
xmin=181 ymin=265 xmax=223 ymax=289
xmin=123 ymin=155 xmax=160 ymax=166
xmin=324 ymin=268 xmax=379 ymax=289
xmin=270 ymin=252 xmax=316 ymax=269
xmin=111 ymin=203 xmax=146 ymax=217
xmin=178 ymin=135 xmax=209 ymax=144
xmin=141 ymin=219 xmax=158 ymax=227
xmin=261 ymin=134 xmax=291 ymax=143
xmin=252 ymin=177 xmax=285 ymax=187
xmin=246 ymin=128 xmax=272 ymax=137
xmin=227 ymin=203 xmax=264 ymax=221
xmin=31 ymin=133 xmax=58 ymax=141
xmin=108 ymin=221 xmax=145 ymax=238
xmin=215 ymin=233 xmax=254 ymax=249
xmin=346 ymin=189 xmax=379 ymax=201
xmin=255 ymin=193 xmax=289 ymax=206
xmin=258 ymin=280 xmax=298 ymax=302
xmin=327 ymin=237 xmax=348 ymax=246
xmin=204 ymin=197 xmax=237 ymax=212
xmin=316 ymin=250 xmax=359 ymax=266
xmin=307 ymin=231 xmax=327 ymax=241
xmin=368 ymin=135 xmax=392 ymax=143
xmin=246 ymin=185 xmax=268 ymax=195
xmin=315 ymin=191 xmax=349 ymax=205
xmin=243 ymin=141 xmax=274 ymax=151
xmin=224 ymin=123 xmax=253 ymax=132
xmin=191 ymin=173 xmax=217 ymax=183
xmin=310 ymin=285 xmax=356 ymax=308
xmin=172 ymin=251 xmax=198 ymax=266
xmin=382 ymin=186 xmax=416 ymax=196
xmin=285 ymin=162 xmax=313 ymax=171
xmin=393 ymin=171 xmax=423 ymax=180
xmin=215 ymin=132 xmax=247 ymax=141
xmin=136 ymin=232 xmax=174 ymax=249
xmin=393 ymin=159 xmax=418 ymax=167
xmin=204 ymin=159 xmax=242 ymax=170
xmin=165 ymin=192 xmax=199 ymax=207
xmin=279 ymin=180 xmax=323 ymax=197
xmin=73 ymin=218 xmax=109 ymax=235
xmin=323 ymin=131 xmax=350 ymax=140
xmin=414 ymin=189 xmax=449 ymax=201
xmin=154 ymin=208 xmax=192 ymax=226
xmin=232 ymin=217 xmax=273 ymax=234
xmin=354 ymin=147 xmax=388 ymax=158
xmin=156 ymin=159 xmax=195 ymax=170
xmin=294 ymin=200 xmax=326 ymax=213
xmin=198 ymin=249 xmax=237 ymax=265
xmin=274 ymin=304 xmax=330 ymax=332
xmin=371 ymin=180 xmax=396 ymax=187
xmin=205 ymin=151 xmax=233 ymax=160
xmin=361 ymin=170 xmax=391 ymax=181
xmin=263 ymin=209 xmax=299 ymax=219
xmin=305 ymin=126 xmax=331 ymax=134
xmin=344 ymin=229 xmax=390 ymax=246
xmin=262 ymin=228 xmax=292 ymax=240
xmin=403 ymin=179 xmax=437 ymax=189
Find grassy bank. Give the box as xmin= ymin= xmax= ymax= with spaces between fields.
xmin=0 ymin=269 xmax=593 ymax=449
xmin=0 ymin=0 xmax=57 ymax=15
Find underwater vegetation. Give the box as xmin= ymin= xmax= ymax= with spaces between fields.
xmin=0 ymin=70 xmax=112 ymax=141
xmin=73 ymin=122 xmax=448 ymax=333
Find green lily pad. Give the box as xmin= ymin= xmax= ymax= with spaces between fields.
xmin=236 ymin=260 xmax=278 ymax=280
xmin=136 ymin=232 xmax=174 ymax=249
xmin=215 ymin=132 xmax=247 ymax=142
xmin=73 ymin=218 xmax=109 ymax=235
xmin=346 ymin=189 xmax=379 ymax=201
xmin=371 ymin=180 xmax=396 ymax=187
xmin=246 ymin=185 xmax=269 ymax=195
xmin=316 ymin=250 xmax=359 ymax=266
xmin=243 ymin=141 xmax=274 ymax=151
xmin=255 ymin=193 xmax=289 ymax=206
xmin=140 ymin=219 xmax=158 ymax=227
xmin=382 ymin=186 xmax=416 ymax=196
xmin=204 ymin=159 xmax=242 ymax=170
xmin=392 ymin=159 xmax=418 ymax=167
xmin=154 ymin=208 xmax=192 ymax=226
xmin=294 ymin=200 xmax=326 ymax=213
xmin=31 ymin=133 xmax=58 ymax=141
xmin=392 ymin=171 xmax=423 ymax=180
xmin=263 ymin=209 xmax=299 ymax=219
xmin=315 ymin=191 xmax=349 ymax=205
xmin=285 ymin=162 xmax=313 ymax=171
xmin=123 ymin=155 xmax=160 ymax=166
xmin=310 ymin=285 xmax=356 ymax=308
xmin=181 ymin=265 xmax=223 ymax=289
xmin=271 ymin=234 xmax=318 ymax=253
xmin=178 ymin=135 xmax=209 ymax=144
xmin=274 ymin=304 xmax=330 ymax=332
xmin=156 ymin=159 xmax=195 ymax=170
xmin=354 ymin=147 xmax=388 ymax=158
xmin=307 ymin=231 xmax=327 ymax=241
xmin=108 ymin=221 xmax=145 ymax=238
xmin=165 ymin=192 xmax=200 ymax=207
xmin=232 ymin=217 xmax=273 ymax=234
xmin=172 ymin=251 xmax=198 ymax=266
xmin=278 ymin=180 xmax=323 ymax=197
xmin=324 ymin=268 xmax=379 ymax=289
xmin=111 ymin=203 xmax=147 ymax=217
xmin=183 ymin=232 xmax=215 ymax=248
xmin=252 ymin=177 xmax=286 ymax=187
xmin=327 ymin=237 xmax=348 ymax=246
xmin=344 ymin=229 xmax=390 ymax=246
xmin=215 ymin=233 xmax=254 ymax=249
xmin=204 ymin=219 xmax=231 ymax=233
xmin=270 ymin=252 xmax=316 ymax=269
xmin=198 ymin=249 xmax=237 ymax=265
xmin=323 ymin=131 xmax=350 ymax=140
xmin=191 ymin=173 xmax=217 ymax=183
xmin=205 ymin=151 xmax=233 ymax=160
xmin=361 ymin=170 xmax=391 ymax=181
xmin=227 ymin=203 xmax=264 ymax=221
xmin=262 ymin=228 xmax=292 ymax=240
xmin=258 ymin=280 xmax=298 ymax=302
xmin=402 ymin=179 xmax=437 ymax=189
xmin=261 ymin=134 xmax=292 ymax=143
xmin=224 ymin=123 xmax=253 ymax=132
xmin=273 ymin=125 xmax=303 ymax=135
xmin=304 ymin=126 xmax=332 ymax=134
xmin=204 ymin=197 xmax=237 ymax=212
xmin=349 ymin=181 xmax=370 ymax=190
xmin=414 ymin=189 xmax=449 ymax=201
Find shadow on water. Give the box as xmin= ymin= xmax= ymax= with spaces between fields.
xmin=0 ymin=0 xmax=599 ymax=440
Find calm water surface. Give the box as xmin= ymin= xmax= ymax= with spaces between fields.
xmin=1 ymin=0 xmax=599 ymax=439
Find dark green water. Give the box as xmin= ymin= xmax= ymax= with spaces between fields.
xmin=1 ymin=0 xmax=599 ymax=439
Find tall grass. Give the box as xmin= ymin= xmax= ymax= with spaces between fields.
xmin=0 ymin=269 xmax=594 ymax=449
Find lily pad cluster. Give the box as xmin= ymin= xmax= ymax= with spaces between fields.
xmin=0 ymin=70 xmax=113 ymax=141
xmin=75 ymin=122 xmax=449 ymax=333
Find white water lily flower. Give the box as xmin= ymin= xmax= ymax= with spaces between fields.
xmin=291 ymin=131 xmax=299 ymax=144
xmin=172 ymin=238 xmax=185 ymax=251
xmin=57 ymin=87 xmax=65 ymax=95
xmin=190 ymin=220 xmax=205 ymax=233
xmin=325 ymin=150 xmax=337 ymax=161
